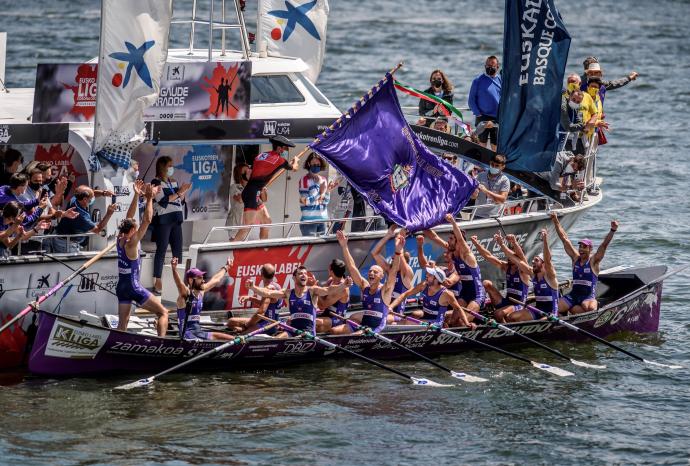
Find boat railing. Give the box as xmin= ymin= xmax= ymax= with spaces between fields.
xmin=171 ymin=0 xmax=250 ymax=60
xmin=202 ymin=195 xmax=556 ymax=244
xmin=12 ymin=232 xmax=99 ymax=257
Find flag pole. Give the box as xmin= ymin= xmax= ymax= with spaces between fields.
xmin=265 ymin=62 xmax=404 ymax=189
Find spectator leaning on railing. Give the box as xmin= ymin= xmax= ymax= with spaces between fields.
xmin=472 ymin=153 xmax=510 ymax=219
xmin=52 ymin=185 xmax=117 ymax=253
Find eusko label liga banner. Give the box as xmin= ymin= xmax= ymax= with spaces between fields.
xmin=32 ymin=61 xmax=251 ymax=123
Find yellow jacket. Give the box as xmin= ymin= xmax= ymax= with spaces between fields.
xmin=580 ymin=93 xmax=603 ymax=136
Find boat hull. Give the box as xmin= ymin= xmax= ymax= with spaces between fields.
xmin=27 ymin=269 xmax=664 ymax=377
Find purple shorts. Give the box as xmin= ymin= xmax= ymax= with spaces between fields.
xmin=116 ymin=280 xmax=152 ymax=306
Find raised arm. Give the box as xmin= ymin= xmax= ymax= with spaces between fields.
xmin=416 ymin=235 xmax=430 ymax=269
xmin=170 ymin=257 xmax=188 ymax=298
xmin=470 ymin=234 xmax=506 ymax=269
xmin=336 ymin=230 xmax=367 ymax=288
xmin=126 ymin=180 xmax=144 ymax=219
xmin=389 ymin=282 xmax=425 ymax=311
xmin=505 ymin=234 xmax=527 ymax=263
xmin=247 ymin=280 xmax=288 ymax=300
xmin=202 ymin=256 xmax=233 ymax=291
xmin=592 ymin=220 xmax=618 ymax=270
xmin=541 ymin=229 xmax=559 ymax=288
xmin=497 ymin=234 xmax=532 ymax=277
xmin=133 ymin=184 xmax=155 ymax=243
xmin=445 ymin=213 xmax=475 ymax=265
xmin=423 ymin=229 xmax=448 ymax=250
xmin=371 ymin=224 xmax=396 ymax=273
xmin=382 ymin=233 xmax=404 ymax=303
xmin=550 ymin=212 xmax=578 ymax=260
xmin=444 ymin=291 xmax=475 ymax=328
xmin=310 ymin=276 xmax=353 ymax=297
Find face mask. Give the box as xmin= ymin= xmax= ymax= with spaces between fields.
xmin=88 ymin=197 xmax=95 ymax=207
xmin=241 ymin=173 xmax=250 ymax=181
xmin=432 ymin=79 xmax=443 ymax=88
xmin=486 ymin=66 xmax=497 ymax=76
xmin=489 ymin=166 xmax=501 ymax=175
xmin=309 ymin=165 xmax=321 ymax=174
xmin=134 ymin=170 xmax=140 ymax=179
xmin=29 ymin=182 xmax=42 ymax=191
xmin=281 ymin=150 xmax=289 ymax=158
xmin=587 ymin=88 xmax=598 ymax=97
xmin=568 ymin=100 xmax=581 ymax=110
xmin=567 ymin=82 xmax=579 ymax=93
xmin=166 ymin=167 xmax=174 ymax=177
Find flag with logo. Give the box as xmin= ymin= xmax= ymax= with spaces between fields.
xmin=91 ymin=0 xmax=173 ymax=170
xmin=258 ymin=0 xmax=329 ymax=83
xmin=309 ymin=74 xmax=478 ymax=233
xmin=497 ymin=0 xmax=571 ymax=172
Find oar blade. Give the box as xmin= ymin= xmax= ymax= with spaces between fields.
xmin=530 ymin=361 xmax=574 ymax=377
xmin=643 ymin=359 xmax=684 ymax=370
xmin=114 ymin=376 xmax=155 ymax=390
xmin=410 ymin=377 xmax=454 ymax=387
xmin=450 ymin=371 xmax=488 ymax=383
xmin=570 ymin=359 xmax=607 ymax=369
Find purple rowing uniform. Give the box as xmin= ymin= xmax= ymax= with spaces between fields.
xmin=391 ymin=270 xmax=409 ymax=313
xmin=358 ymin=285 xmax=388 ymax=333
xmin=531 ymin=275 xmax=559 ymax=319
xmin=318 ymin=278 xmax=349 ymax=326
xmin=420 ymin=285 xmax=447 ymax=325
xmin=288 ymin=288 xmax=316 ymax=333
xmin=453 ymin=255 xmax=485 ymax=306
xmin=499 ymin=264 xmax=528 ymax=310
xmin=260 ymin=281 xmax=284 ymax=335
xmin=176 ymin=291 xmax=209 ymax=340
xmin=116 ymin=239 xmax=151 ymax=305
xmin=562 ymin=258 xmax=598 ymax=307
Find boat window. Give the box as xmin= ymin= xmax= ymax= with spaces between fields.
xmin=251 ymin=75 xmax=305 ymax=104
xmin=296 ymin=74 xmax=330 ymax=106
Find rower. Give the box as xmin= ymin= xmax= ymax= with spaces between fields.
xmin=371 ymin=225 xmax=414 ymax=323
xmin=247 ymin=265 xmax=351 ymax=338
xmin=171 ymin=257 xmax=235 ymax=341
xmin=116 ymin=183 xmax=170 ymax=336
xmin=551 ymin=212 xmax=619 ymax=314
xmin=416 ymin=235 xmax=462 ymax=301
xmin=315 ymin=259 xmax=350 ymax=333
xmin=470 ymin=233 xmax=530 ymax=323
xmin=330 ymin=230 xmax=398 ymax=335
xmin=227 ymin=263 xmax=284 ymax=335
xmin=497 ymin=229 xmax=560 ymax=321
xmin=443 ymin=213 xmax=486 ymax=325
xmin=391 ymin=265 xmax=476 ymax=329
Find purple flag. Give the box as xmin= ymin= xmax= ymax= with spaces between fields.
xmin=309 ymin=74 xmax=477 ymax=232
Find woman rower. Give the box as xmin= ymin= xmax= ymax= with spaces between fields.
xmin=171 ymin=256 xmax=235 ymax=341
xmin=116 ymin=183 xmax=170 ymax=336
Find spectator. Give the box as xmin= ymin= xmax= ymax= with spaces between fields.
xmin=432 ymin=116 xmax=451 ymax=133
xmin=53 ymin=186 xmax=117 ymax=253
xmin=580 ymin=57 xmax=639 ymax=104
xmin=472 ymin=153 xmax=510 ymax=218
xmin=0 ymin=149 xmax=24 ymax=187
xmin=543 ymin=152 xmax=586 ymax=196
xmin=560 ymin=90 xmax=604 ymax=154
xmin=0 ymin=173 xmax=40 ymax=212
xmin=582 ymin=78 xmax=605 ymax=139
xmin=441 ymin=153 xmax=458 ymax=167
xmin=468 ymin=55 xmax=502 ymax=150
xmin=150 ymin=156 xmax=192 ymax=295
xmin=418 ymin=70 xmax=454 ymax=127
xmin=0 ymin=201 xmax=49 ymax=258
xmin=330 ymin=175 xmax=353 ymax=233
xmin=564 ymin=73 xmax=581 ymax=97
xmin=233 ymin=135 xmax=299 ymax=242
xmin=225 ymin=163 xmax=250 ymax=239
xmin=46 ymin=166 xmax=73 ymax=207
xmin=298 ymin=154 xmax=330 ymax=236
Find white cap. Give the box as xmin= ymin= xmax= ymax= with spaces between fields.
xmin=425 ymin=267 xmax=447 ymax=284
xmin=587 ymin=62 xmax=602 ymax=72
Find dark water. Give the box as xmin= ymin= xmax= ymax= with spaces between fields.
xmin=2 ymin=0 xmax=690 ymax=464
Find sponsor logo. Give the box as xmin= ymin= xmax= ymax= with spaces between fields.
xmin=45 ymin=320 xmax=108 ymax=359
xmin=37 ymin=274 xmax=51 ymax=289
xmin=110 ymin=341 xmax=185 ymax=356
xmin=78 ymin=273 xmax=99 ymax=293
xmin=267 ymin=0 xmax=321 ymax=42
xmin=167 ymin=64 xmax=185 ymax=81
xmin=109 ymin=40 xmax=156 ymax=89
xmin=262 ymin=120 xmax=291 ymax=136
xmin=0 ymin=125 xmax=10 ymax=144
xmin=390 ymin=164 xmax=412 ymax=193
xmin=277 ymin=340 xmax=317 ymax=356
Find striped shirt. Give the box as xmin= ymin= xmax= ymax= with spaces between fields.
xmin=298 ymin=174 xmax=329 ymax=222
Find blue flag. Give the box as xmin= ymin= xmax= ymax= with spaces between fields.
xmin=309 ymin=75 xmax=477 ymax=233
xmin=497 ymin=0 xmax=571 ymax=172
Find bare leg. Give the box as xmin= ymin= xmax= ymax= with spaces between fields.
xmin=231 ymin=210 xmax=259 ymax=242
xmin=483 ymin=280 xmax=503 ymax=306
xmin=316 ymin=316 xmax=334 ymax=333
xmin=494 ymin=305 xmax=515 ymax=323
xmin=117 ymin=303 xmax=133 ymax=331
xmin=208 ymin=331 xmax=236 ymax=341
xmin=328 ymin=323 xmax=356 ymax=335
xmin=506 ymin=309 xmax=536 ymax=322
xmin=140 ymin=297 xmax=170 ymax=337
xmin=226 ymin=316 xmax=251 ymax=332
xmin=258 ymin=206 xmax=272 ymax=240
xmin=396 ymin=310 xmax=425 ymax=325
xmin=557 ymin=297 xmax=572 ymax=315
xmin=570 ymin=298 xmax=598 ymax=315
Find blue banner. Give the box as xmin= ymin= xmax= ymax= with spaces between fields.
xmin=497 ymin=0 xmax=571 ymax=172
xmin=310 ymin=75 xmax=477 ymax=233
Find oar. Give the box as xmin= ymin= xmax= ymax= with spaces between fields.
xmin=0 ymin=241 xmax=117 ymax=336
xmin=258 ymin=315 xmax=451 ymax=387
xmin=510 ymin=298 xmax=683 ymax=370
xmin=330 ymin=313 xmax=487 ymax=382
xmin=115 ymin=321 xmax=281 ymax=390
xmin=391 ymin=311 xmax=574 ymax=377
xmin=462 ymin=307 xmax=605 ymax=369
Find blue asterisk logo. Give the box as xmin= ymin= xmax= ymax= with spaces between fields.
xmin=109 ymin=40 xmax=156 ymax=88
xmin=268 ymin=0 xmax=321 ymax=42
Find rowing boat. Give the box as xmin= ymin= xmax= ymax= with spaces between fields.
xmin=27 ymin=265 xmax=668 ymax=377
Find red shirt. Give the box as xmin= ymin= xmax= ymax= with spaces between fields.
xmin=251 ymin=150 xmax=290 ymax=181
